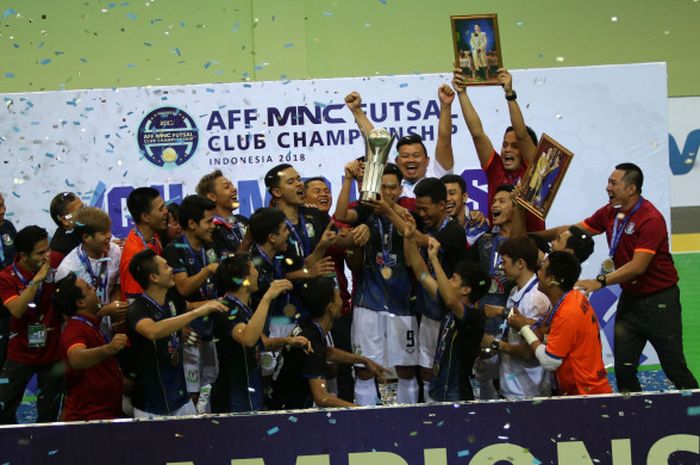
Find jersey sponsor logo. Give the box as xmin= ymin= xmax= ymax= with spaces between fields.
xmin=2 ymin=233 xmax=12 ymax=246
xmin=138 ymin=107 xmax=199 ymax=168
xmin=45 ymin=268 xmax=56 ymax=284
xmin=305 ymin=221 xmax=315 ymax=238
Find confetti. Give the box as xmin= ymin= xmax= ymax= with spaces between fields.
xmin=288 ymin=416 xmax=298 ymax=423
xmin=457 ymin=449 xmax=470 ymax=457
xmin=267 ymin=426 xmax=279 ymax=435
xmin=4 ymin=72 xmax=15 ymax=78
xmin=39 ymin=58 xmax=52 ymax=65
xmin=687 ymin=406 xmax=700 ymax=416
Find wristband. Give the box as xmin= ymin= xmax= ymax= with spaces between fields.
xmin=505 ymin=90 xmax=517 ymax=101
xmin=519 ymin=325 xmax=539 ymax=345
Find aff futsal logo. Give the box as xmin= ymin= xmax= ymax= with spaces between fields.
xmin=137 ymin=107 xmax=199 ymax=168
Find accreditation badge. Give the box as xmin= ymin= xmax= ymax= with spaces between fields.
xmin=28 ymin=323 xmax=47 ymax=348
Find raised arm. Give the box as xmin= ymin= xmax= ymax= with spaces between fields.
xmin=403 ymin=217 xmax=438 ymax=300
xmin=345 ymin=91 xmax=374 ymax=136
xmin=232 ymin=280 xmax=293 ymax=347
xmin=498 ymin=69 xmax=537 ymax=166
xmin=135 ymin=300 xmax=227 ymax=341
xmin=435 ymin=84 xmax=455 ymax=171
xmin=452 ymin=67 xmax=496 ymax=168
xmin=334 ymin=160 xmax=363 ymax=224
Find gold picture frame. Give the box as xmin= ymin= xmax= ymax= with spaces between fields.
xmin=451 ymin=14 xmax=503 ymax=86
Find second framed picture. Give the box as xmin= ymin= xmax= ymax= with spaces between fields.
xmin=451 ymin=14 xmax=503 ymax=86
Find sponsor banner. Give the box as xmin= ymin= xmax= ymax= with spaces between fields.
xmin=669 ymin=96 xmax=700 ymax=208
xmin=0 ymin=63 xmax=670 ymax=366
xmin=0 ymin=391 xmax=698 ymax=464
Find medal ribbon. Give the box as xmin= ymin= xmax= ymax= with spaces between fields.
xmin=71 ymin=315 xmax=111 ymax=343
xmin=502 ymin=276 xmax=539 ymax=338
xmin=134 ymin=227 xmax=162 ymax=255
xmin=12 ymin=263 xmax=43 ymax=318
xmin=609 ymin=198 xmax=643 ymax=259
xmin=376 ymin=216 xmax=394 ymax=271
xmin=285 ymin=214 xmax=311 ymax=257
xmin=254 ymin=245 xmax=290 ymax=308
xmin=533 ymin=290 xmax=570 ymax=330
xmin=180 ymin=236 xmax=217 ymax=300
xmin=77 ymin=246 xmax=109 ymax=304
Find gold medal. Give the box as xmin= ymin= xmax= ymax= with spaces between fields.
xmin=380 ymin=266 xmax=393 ymax=280
xmin=283 ymin=303 xmax=297 ymax=318
xmin=601 ymin=257 xmax=615 ymax=274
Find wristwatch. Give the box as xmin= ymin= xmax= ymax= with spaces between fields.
xmin=596 ymin=274 xmax=607 ymax=288
xmin=505 ymin=90 xmax=517 ymax=101
xmin=489 ymin=340 xmax=501 ymax=352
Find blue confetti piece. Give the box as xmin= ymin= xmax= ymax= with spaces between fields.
xmin=4 ymin=72 xmax=14 ymax=78
xmin=39 ymin=58 xmax=52 ymax=65
xmin=687 ymin=406 xmax=700 ymax=416
xmin=323 ymin=11 xmax=332 ymax=16
xmin=283 ymin=43 xmax=294 ymax=48
xmin=328 ymin=418 xmax=336 ymax=424
xmin=379 ymin=0 xmax=387 ymax=4
xmin=206 ymin=88 xmax=215 ymax=93
xmin=127 ymin=63 xmax=136 ymax=68
xmin=0 ymin=377 xmax=8 ymax=384
xmin=231 ymin=21 xmax=240 ymax=32
xmin=38 ymin=41 xmax=45 ymax=49
xmin=127 ymin=12 xmax=137 ymax=20
xmin=66 ymin=99 xmax=77 ymax=107
xmin=204 ymin=61 xmax=212 ymax=69
xmin=13 ymin=43 xmax=19 ymax=48
xmin=80 ymin=57 xmax=88 ymax=63
xmin=437 ymin=420 xmax=444 ymax=427
xmin=680 ymin=390 xmax=693 ymax=397
xmin=288 ymin=416 xmax=298 ymax=423
xmin=532 ymin=458 xmax=542 ymax=465
xmin=45 ymin=152 xmax=55 ymax=158
xmin=173 ymin=48 xmax=181 ymax=56
xmin=54 ymin=50 xmax=64 ymax=55
xmin=48 ymin=450 xmax=59 ymax=456
xmin=143 ymin=41 xmax=152 ymax=46
xmin=12 ymin=192 xmax=20 ymax=198
xmin=399 ymin=83 xmax=408 ymax=88
xmin=89 ymin=181 xmax=107 ymax=207
xmin=3 ymin=8 xmax=17 ymax=18
xmin=457 ymin=450 xmax=469 ymax=457
xmin=267 ymin=426 xmax=279 ymax=436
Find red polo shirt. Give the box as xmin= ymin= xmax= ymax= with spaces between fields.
xmin=0 ymin=257 xmax=63 ymax=365
xmin=582 ymin=198 xmax=678 ymax=295
xmin=61 ymin=314 xmax=124 ymax=421
xmin=119 ymin=228 xmax=163 ymax=299
xmin=484 ymin=151 xmax=545 ymax=232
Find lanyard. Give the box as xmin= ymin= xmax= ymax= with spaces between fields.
xmin=0 ymin=240 xmax=5 ymax=265
xmin=508 ymin=277 xmax=539 ymax=309
xmin=181 ymin=236 xmax=217 ymax=299
xmin=376 ymin=216 xmax=394 ymax=266
xmin=12 ymin=263 xmax=43 ymax=312
xmin=541 ymin=291 xmax=570 ymax=329
xmin=254 ymin=246 xmax=290 ymax=307
xmin=134 ymin=227 xmax=162 ymax=255
xmin=311 ymin=320 xmax=327 ymax=344
xmin=430 ymin=217 xmax=451 ymax=237
xmin=141 ymin=293 xmax=179 ymax=351
xmin=609 ymin=198 xmax=643 ymax=257
xmin=225 ymin=294 xmax=253 ymax=319
xmin=77 ymin=246 xmax=109 ymax=304
xmin=489 ymin=235 xmax=504 ymax=277
xmin=71 ymin=315 xmax=111 ymax=343
xmin=285 ymin=214 xmax=310 ymax=257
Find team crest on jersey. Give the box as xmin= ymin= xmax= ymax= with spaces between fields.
xmin=168 ymin=301 xmax=177 ymax=317
xmin=187 ymin=258 xmax=195 ymax=266
xmin=206 ymin=248 xmax=217 ymax=264
xmin=2 ymin=234 xmax=12 ymax=246
xmin=44 ymin=268 xmax=56 ymax=284
xmin=305 ymin=221 xmax=315 ymax=238
xmin=625 ymin=222 xmax=636 ymax=235
xmin=186 ymin=368 xmax=199 ymax=383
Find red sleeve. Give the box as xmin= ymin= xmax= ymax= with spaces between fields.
xmin=544 ymin=306 xmax=576 ymax=359
xmin=0 ymin=269 xmax=19 ymax=306
xmin=632 ymin=215 xmax=666 ymax=255
xmin=119 ymin=240 xmax=143 ymax=298
xmin=62 ymin=321 xmax=90 ymax=353
xmin=581 ymin=205 xmax=609 ymax=235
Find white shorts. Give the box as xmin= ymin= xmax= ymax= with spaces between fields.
xmin=418 ymin=316 xmax=442 ymax=369
xmin=261 ymin=322 xmax=297 ymax=376
xmin=351 ymin=306 xmax=418 ymax=368
xmin=133 ymin=400 xmax=197 ymax=419
xmin=182 ymin=340 xmax=219 ymax=393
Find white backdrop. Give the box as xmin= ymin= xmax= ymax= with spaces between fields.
xmin=0 ymin=63 xmax=671 ymax=366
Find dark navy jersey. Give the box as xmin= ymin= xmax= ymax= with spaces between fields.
xmin=126 ymin=290 xmax=189 ymax=415
xmin=250 ymin=245 xmax=290 ymax=326
xmin=211 ymin=214 xmax=248 ymax=259
xmin=210 ymin=294 xmax=264 ymax=413
xmin=0 ymin=220 xmax=17 ymax=268
xmin=413 ymin=217 xmax=469 ymax=321
xmin=163 ymin=236 xmax=218 ymax=339
xmin=269 ymin=320 xmax=327 ymax=410
xmin=354 ymin=206 xmax=413 ymax=316
xmin=430 ymin=291 xmax=484 ymax=402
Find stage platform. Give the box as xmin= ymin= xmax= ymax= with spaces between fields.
xmin=1 ymin=390 xmax=698 ymax=465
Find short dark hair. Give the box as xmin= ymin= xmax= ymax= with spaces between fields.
xmin=53 ymin=272 xmax=83 ymax=317
xmin=495 ymin=184 xmax=515 ymax=195
xmin=565 ymin=226 xmax=595 ymax=263
xmin=178 ymin=195 xmax=216 ymax=230
xmin=440 ymin=174 xmax=467 ymax=195
xmin=127 ymin=187 xmax=160 ymax=225
xmin=505 ymin=125 xmax=538 ymax=147
xmin=264 ymin=164 xmax=293 ymax=191
xmin=304 ymin=177 xmax=329 ymax=189
xmin=413 ymin=177 xmax=446 ymax=203
xmin=396 ymin=133 xmax=428 ymax=157
xmin=528 ymin=233 xmax=551 ymax=256
xmin=129 ymin=249 xmax=160 ymax=290
xmin=383 ymin=162 xmax=403 ymax=183
xmin=49 ymin=192 xmax=79 ymax=227
xmin=544 ymin=251 xmax=581 ymax=291
xmin=299 ymin=277 xmax=336 ymax=319
xmin=615 ymin=162 xmax=644 ymax=194
xmin=498 ymin=236 xmax=540 ymax=271
xmin=249 ymin=208 xmax=287 ymax=245
xmin=216 ymin=253 xmax=252 ymax=294
xmin=453 ymin=260 xmax=491 ymax=303
xmin=167 ymin=202 xmax=180 ymax=221
xmin=196 ymin=170 xmax=224 ymax=197
xmin=14 ymin=225 xmax=49 ymax=256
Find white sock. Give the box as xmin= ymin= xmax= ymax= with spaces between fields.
xmin=423 ymin=380 xmax=434 ymax=403
xmin=354 ymin=378 xmax=377 ymax=406
xmin=397 ymin=377 xmax=418 ymax=404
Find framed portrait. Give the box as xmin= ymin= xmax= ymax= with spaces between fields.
xmin=451 ymin=14 xmax=503 ymax=86
xmin=516 ymin=134 xmax=574 ymax=220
